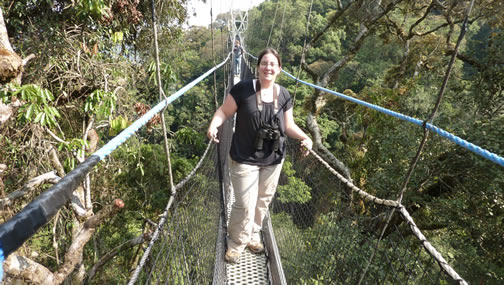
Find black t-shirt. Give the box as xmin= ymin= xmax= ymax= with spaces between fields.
xmin=230 ymin=79 xmax=293 ymax=166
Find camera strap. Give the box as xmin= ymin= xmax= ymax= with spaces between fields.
xmin=255 ymin=80 xmax=279 ymax=114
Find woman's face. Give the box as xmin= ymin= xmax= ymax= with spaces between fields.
xmin=258 ymin=53 xmax=281 ymax=82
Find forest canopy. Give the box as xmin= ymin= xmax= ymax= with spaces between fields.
xmin=0 ymin=0 xmax=503 ymax=284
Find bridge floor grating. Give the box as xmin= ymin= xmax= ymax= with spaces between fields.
xmin=226 ymin=181 xmax=269 ymax=284
xmin=226 ymin=249 xmax=268 ymax=285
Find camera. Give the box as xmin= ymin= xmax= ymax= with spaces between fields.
xmin=255 ymin=123 xmax=281 ymax=151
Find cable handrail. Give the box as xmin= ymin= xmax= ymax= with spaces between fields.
xmin=0 ymin=54 xmax=231 ymax=261
xmin=248 ymin=49 xmax=471 ymax=283
xmin=308 ymin=149 xmax=398 ymax=207
xmin=95 ymin=53 xmax=231 ymax=160
xmin=309 ymin=148 xmax=468 ymax=284
xmin=246 ymin=51 xmax=504 ymax=168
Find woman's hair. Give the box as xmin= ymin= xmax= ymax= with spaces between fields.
xmin=257 ymin=48 xmax=282 ymax=68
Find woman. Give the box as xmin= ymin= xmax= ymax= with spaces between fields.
xmin=233 ymin=40 xmax=244 ymax=75
xmin=207 ymin=48 xmax=312 ymax=263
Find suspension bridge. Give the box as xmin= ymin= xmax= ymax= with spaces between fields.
xmin=1 ymin=1 xmax=503 ymax=284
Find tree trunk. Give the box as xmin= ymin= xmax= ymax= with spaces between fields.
xmin=0 ymin=7 xmax=13 ymax=53
xmin=0 ymin=7 xmax=34 ymax=84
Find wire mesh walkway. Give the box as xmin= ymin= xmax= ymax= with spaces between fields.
xmin=225 ymin=184 xmax=269 ymax=285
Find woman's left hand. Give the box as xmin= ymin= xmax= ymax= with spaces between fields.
xmin=300 ymin=137 xmax=313 ymax=157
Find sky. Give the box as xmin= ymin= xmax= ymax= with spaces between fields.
xmin=186 ymin=0 xmax=265 ymax=27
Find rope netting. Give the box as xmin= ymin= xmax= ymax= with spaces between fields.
xmin=127 ymin=66 xmax=236 ymax=285
xmin=234 ymin=48 xmax=469 ymax=283
xmin=240 ymin=47 xmax=472 ymax=283
xmin=270 ymin=141 xmax=460 ymax=284
xmin=128 ymin=142 xmax=223 ymax=284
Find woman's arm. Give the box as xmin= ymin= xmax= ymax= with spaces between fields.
xmin=206 ymin=95 xmax=238 ymax=143
xmin=284 ymin=108 xmax=313 ymax=155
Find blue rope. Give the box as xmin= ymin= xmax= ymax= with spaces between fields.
xmin=0 ymin=56 xmax=231 ymax=264
xmin=0 ymin=244 xmax=3 ymax=282
xmin=94 ymin=54 xmax=230 ymax=160
xmin=247 ymin=52 xmax=504 ymax=167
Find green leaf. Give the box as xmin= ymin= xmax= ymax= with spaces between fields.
xmin=40 ymin=113 xmax=46 ymax=126
xmin=51 ymin=107 xmax=61 ymax=118
xmin=112 ymin=31 xmax=124 ymax=43
xmin=120 ymin=117 xmax=128 ymax=129
xmin=34 ymin=111 xmax=44 ymax=123
xmin=25 ymin=103 xmax=34 ymax=120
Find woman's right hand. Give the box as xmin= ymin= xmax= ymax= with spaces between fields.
xmin=206 ymin=95 xmax=237 ymax=144
xmin=207 ymin=127 xmax=219 ymax=143
xmin=300 ymin=137 xmax=312 ymax=157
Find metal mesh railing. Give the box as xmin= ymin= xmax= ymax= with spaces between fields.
xmin=133 ymin=144 xmax=222 ymax=284
xmin=270 ymin=142 xmax=458 ymax=284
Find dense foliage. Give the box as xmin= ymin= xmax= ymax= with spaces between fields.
xmin=0 ymin=0 xmax=503 ymax=283
xmin=248 ymin=0 xmax=504 ymax=283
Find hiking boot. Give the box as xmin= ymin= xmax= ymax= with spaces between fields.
xmin=225 ymin=249 xmax=240 ymax=264
xmin=247 ymin=241 xmax=264 ymax=254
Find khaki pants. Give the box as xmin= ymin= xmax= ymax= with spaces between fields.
xmin=227 ymin=159 xmax=284 ymax=253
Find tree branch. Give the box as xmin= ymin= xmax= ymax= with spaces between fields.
xmin=307 ymin=113 xmax=351 ymax=180
xmin=308 ymin=0 xmax=355 ymax=47
xmin=47 ymin=144 xmax=90 ymax=218
xmin=0 ymin=171 xmax=61 ymax=209
xmin=301 ymin=0 xmax=356 ymax=79
xmin=48 ymin=145 xmax=65 ymax=177
xmin=22 ymin=54 xmax=35 ymax=66
xmin=53 ymin=199 xmax=125 ymax=284
xmin=407 ymin=0 xmax=436 ymax=38
xmin=3 ymin=200 xmax=125 ymax=284
xmin=4 ymin=254 xmax=55 ymax=284
xmin=446 ymin=50 xmax=485 ymax=71
xmin=85 ymin=232 xmax=151 ymax=283
xmin=0 ymin=163 xmax=6 ymax=198
xmin=46 ymin=128 xmax=66 ymax=144
xmin=322 ymin=0 xmax=403 ymax=88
